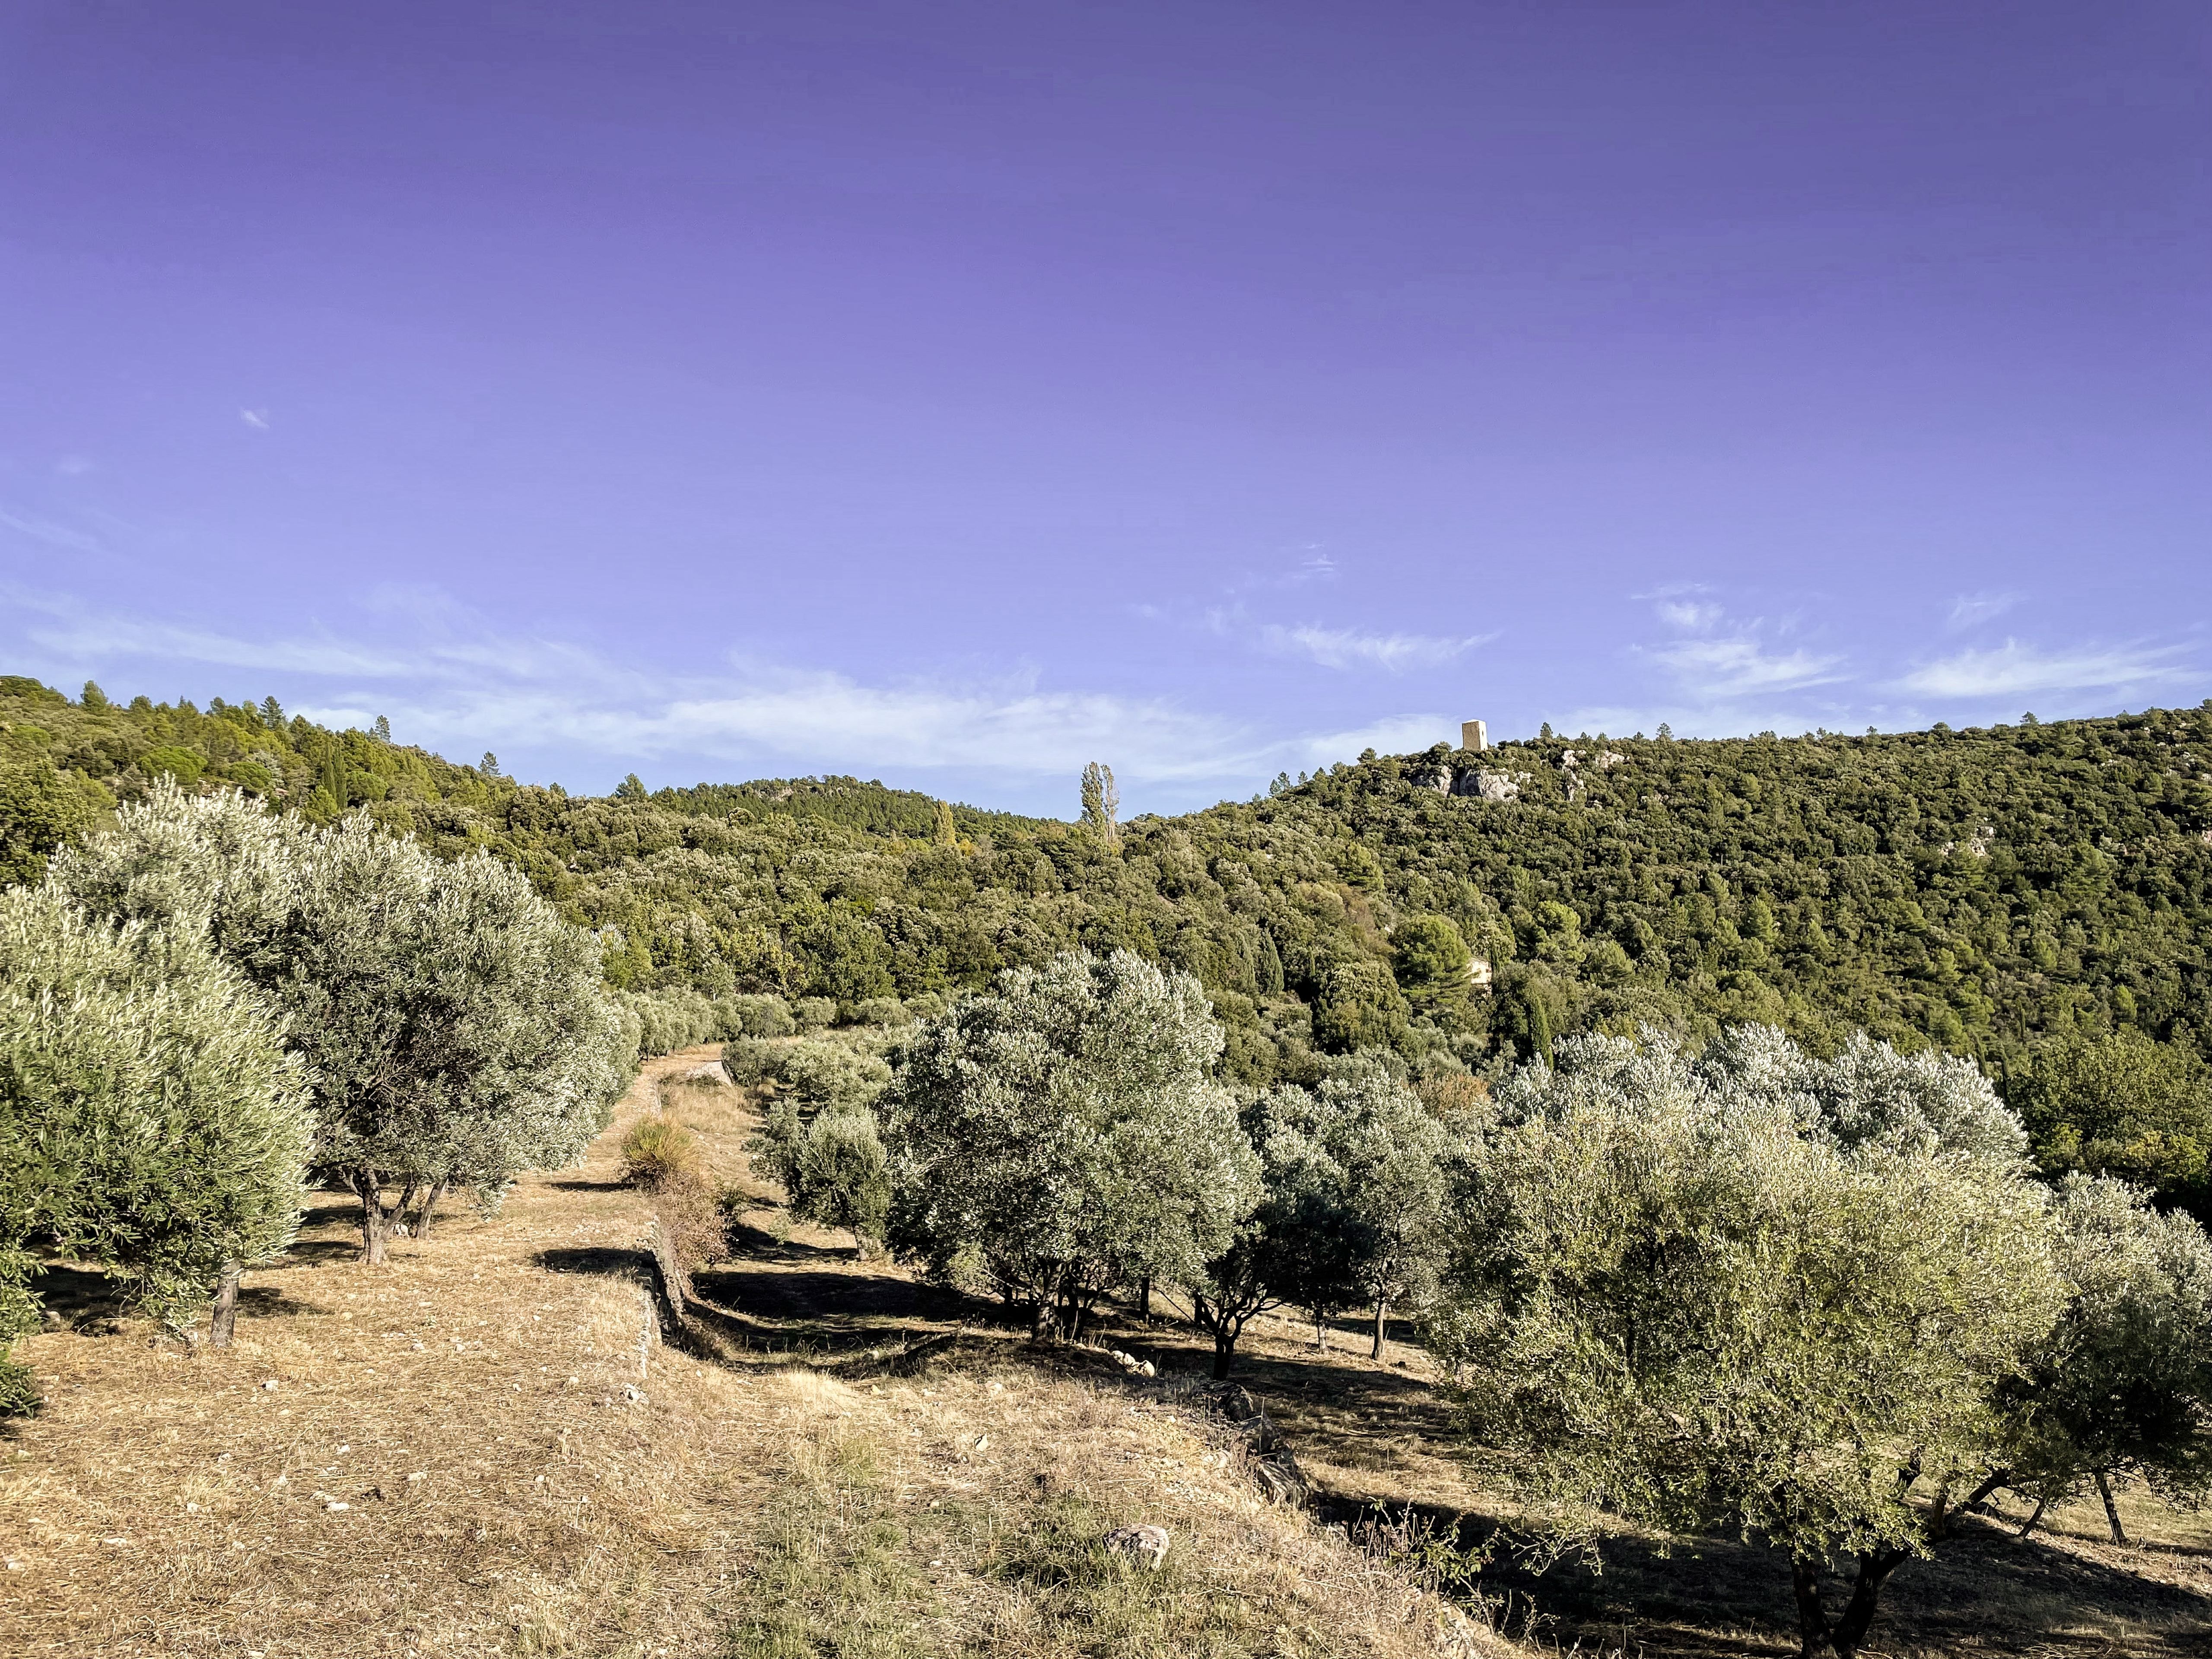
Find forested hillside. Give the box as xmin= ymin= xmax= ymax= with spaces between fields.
xmin=6 ymin=672 xmax=2212 ymax=1091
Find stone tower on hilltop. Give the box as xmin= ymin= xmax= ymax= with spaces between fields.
xmin=1461 ymin=719 xmax=1488 ymax=752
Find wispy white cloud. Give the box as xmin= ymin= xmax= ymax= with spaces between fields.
xmin=3 ymin=587 xmax=1427 ymax=796
xmin=239 ymin=408 xmax=270 ymax=429
xmin=0 ymin=510 xmax=105 ymax=554
xmin=1646 ymin=635 xmax=1847 ymax=694
xmin=1896 ymin=639 xmax=2194 ymax=699
xmin=1639 ymin=597 xmax=1846 ymax=696
xmin=1655 ymin=599 xmax=1722 ymax=630
xmin=1260 ymin=623 xmax=1495 ymax=673
xmin=1946 ymin=590 xmax=2020 ymax=632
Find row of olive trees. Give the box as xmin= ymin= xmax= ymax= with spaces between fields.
xmin=2 ymin=784 xmax=629 ymax=1398
xmin=740 ymin=948 xmax=2212 ymax=1659
xmin=1427 ymin=1027 xmax=2212 ymax=1659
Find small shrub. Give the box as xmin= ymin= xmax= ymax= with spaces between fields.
xmin=797 ymin=1110 xmax=893 ymax=1249
xmin=620 ymin=1117 xmax=703 ymax=1188
xmin=746 ymin=1096 xmax=807 ymax=1199
xmin=721 ymin=1036 xmax=772 ymax=1086
xmin=850 ymin=997 xmax=909 ymax=1028
xmin=654 ymin=1165 xmax=727 ymax=1271
xmin=726 ymin=993 xmax=796 ymax=1039
xmin=793 ymin=996 xmax=836 ymax=1033
xmin=0 ymin=1351 xmax=40 ymax=1417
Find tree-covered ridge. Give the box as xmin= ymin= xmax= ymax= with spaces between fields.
xmin=653 ymin=775 xmax=1044 ymax=840
xmin=6 ymin=672 xmax=2212 ymax=1084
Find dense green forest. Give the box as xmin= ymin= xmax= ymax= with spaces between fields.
xmin=6 ymin=671 xmax=2212 ymax=1096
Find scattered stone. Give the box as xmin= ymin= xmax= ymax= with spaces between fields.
xmin=622 ymin=1384 xmax=646 ymax=1405
xmin=1103 ymin=1524 xmax=1171 ymax=1570
xmin=260 ymin=1379 xmax=280 ymax=1391
xmin=325 ymin=1501 xmax=350 ymax=1513
xmin=972 ymin=1434 xmax=988 ymax=1451
xmin=39 ymin=1311 xmax=63 ymax=1332
xmin=406 ymin=1472 xmax=426 ymax=1484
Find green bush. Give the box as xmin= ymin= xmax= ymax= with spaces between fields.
xmin=793 ymin=996 xmax=836 ymax=1033
xmin=621 ymin=1116 xmax=704 ymax=1187
xmin=726 ymin=993 xmax=796 ymax=1038
xmin=797 ymin=1110 xmax=893 ymax=1248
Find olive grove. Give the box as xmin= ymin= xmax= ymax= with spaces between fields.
xmin=50 ymin=783 xmax=628 ymax=1263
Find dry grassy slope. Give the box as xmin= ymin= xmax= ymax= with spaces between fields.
xmin=0 ymin=1052 xmax=1493 ymax=1659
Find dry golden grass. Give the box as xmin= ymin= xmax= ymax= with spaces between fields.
xmin=0 ymin=1052 xmax=1502 ymax=1659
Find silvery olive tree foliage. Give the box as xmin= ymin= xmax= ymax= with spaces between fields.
xmin=1995 ymin=1174 xmax=2212 ymax=1544
xmin=1308 ymin=1054 xmax=1458 ymax=1357
xmin=1433 ymin=1028 xmax=2064 ymax=1659
xmin=884 ymin=949 xmax=1257 ymax=1339
xmin=0 ymin=886 xmax=310 ymax=1395
xmin=50 ymin=783 xmax=628 ymax=1263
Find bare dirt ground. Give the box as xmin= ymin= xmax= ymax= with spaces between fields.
xmin=6 ymin=1050 xmax=2209 ymax=1658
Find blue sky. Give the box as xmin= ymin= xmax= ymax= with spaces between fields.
xmin=4 ymin=2 xmax=2207 ymax=815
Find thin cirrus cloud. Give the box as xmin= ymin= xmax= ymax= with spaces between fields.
xmin=1945 ymin=590 xmax=2021 ymax=631
xmin=1260 ymin=622 xmax=1496 ymax=672
xmin=1895 ymin=639 xmax=2196 ymax=700
xmin=3 ymin=588 xmax=1437 ymax=799
xmin=1647 ymin=635 xmax=1847 ymax=695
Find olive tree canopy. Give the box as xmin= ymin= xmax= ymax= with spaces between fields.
xmin=0 ymin=887 xmax=309 ymax=1374
xmin=1996 ymin=1174 xmax=2212 ymax=1543
xmin=884 ymin=949 xmax=1257 ymax=1338
xmin=1434 ymin=1028 xmax=2063 ymax=1659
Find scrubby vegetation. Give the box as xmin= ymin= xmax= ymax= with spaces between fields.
xmin=10 ymin=675 xmax=2212 ymax=1092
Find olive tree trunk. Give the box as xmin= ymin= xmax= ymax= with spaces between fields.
xmin=410 ymin=1177 xmax=452 ymax=1241
xmin=2095 ymin=1471 xmax=2128 ymax=1546
xmin=208 ymin=1261 xmax=242 ymax=1350
xmin=352 ymin=1170 xmax=393 ymax=1265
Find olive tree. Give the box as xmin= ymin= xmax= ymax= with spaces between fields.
xmin=1307 ymin=1055 xmax=1456 ymax=1357
xmin=0 ymin=887 xmax=310 ymax=1377
xmin=1994 ymin=1174 xmax=2212 ymax=1543
xmin=884 ymin=950 xmax=1257 ymax=1340
xmin=1433 ymin=1029 xmax=2064 ymax=1659
xmin=1189 ymin=1087 xmax=1356 ymax=1376
xmin=51 ymin=785 xmax=626 ymax=1262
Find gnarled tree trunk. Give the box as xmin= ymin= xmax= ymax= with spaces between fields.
xmin=1791 ymin=1545 xmax=1908 ymax=1659
xmin=353 ymin=1170 xmax=393 ymax=1265
xmin=1370 ymin=1295 xmax=1388 ymax=1359
xmin=208 ymin=1261 xmax=242 ymax=1350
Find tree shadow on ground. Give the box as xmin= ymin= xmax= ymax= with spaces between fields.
xmin=28 ymin=1264 xmax=126 ymax=1325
